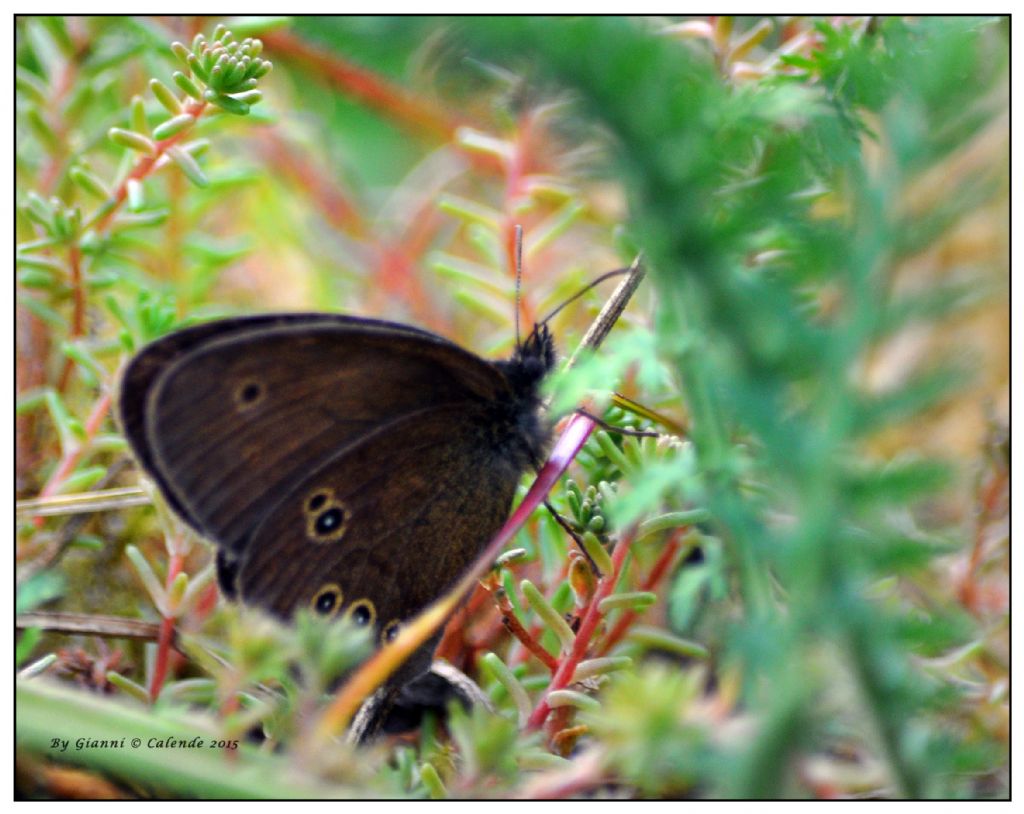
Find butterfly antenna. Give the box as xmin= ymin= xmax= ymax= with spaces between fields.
xmin=514 ymin=224 xmax=524 ymax=350
xmin=538 ymin=267 xmax=631 ymax=327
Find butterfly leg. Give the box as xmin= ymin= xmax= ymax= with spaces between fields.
xmin=543 ymin=500 xmax=604 ymax=577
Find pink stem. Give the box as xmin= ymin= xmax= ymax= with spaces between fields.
xmin=527 ymin=524 xmax=636 ymax=730
xmin=148 ymin=550 xmax=184 ymax=702
xmin=33 ymin=392 xmax=113 ymax=527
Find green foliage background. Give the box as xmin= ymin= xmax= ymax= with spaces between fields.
xmin=16 ymin=16 xmax=1008 ymax=799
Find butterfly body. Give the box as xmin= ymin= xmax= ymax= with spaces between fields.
xmin=119 ymin=314 xmax=554 ymax=674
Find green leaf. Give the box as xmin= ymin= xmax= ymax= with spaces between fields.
xmin=57 ymin=466 xmax=107 ymax=494
xmin=16 ymin=629 xmax=44 ymax=668
xmin=69 ymin=166 xmax=111 ymax=200
xmin=520 ymin=579 xmax=575 ymax=653
xmin=15 ymin=67 xmax=48 ymax=104
xmin=150 ymin=78 xmax=184 ymax=114
xmin=844 ymin=458 xmax=952 ymax=507
xmin=165 ymin=146 xmax=209 ymax=187
xmin=203 ymin=90 xmax=250 ymax=115
xmin=152 ymin=113 xmax=196 ymax=141
xmin=108 ymin=127 xmax=156 ymax=154
xmin=172 ymin=71 xmax=203 ymax=100
xmin=17 ymin=570 xmax=65 ymax=614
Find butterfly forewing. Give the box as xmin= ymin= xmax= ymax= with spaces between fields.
xmin=120 ymin=316 xmax=513 ymax=554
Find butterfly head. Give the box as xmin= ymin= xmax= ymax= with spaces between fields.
xmin=503 ymin=322 xmax=556 ymax=393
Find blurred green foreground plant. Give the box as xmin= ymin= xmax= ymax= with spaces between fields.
xmin=16 ymin=16 xmax=1007 ymax=800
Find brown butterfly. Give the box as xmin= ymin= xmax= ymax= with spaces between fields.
xmin=118 ymin=312 xmax=555 ymax=697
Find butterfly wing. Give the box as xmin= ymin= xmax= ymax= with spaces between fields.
xmin=119 ymin=315 xmax=515 ymax=556
xmin=235 ymin=400 xmax=524 ymax=643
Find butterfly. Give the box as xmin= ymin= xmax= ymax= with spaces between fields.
xmin=119 ymin=312 xmax=556 ymax=699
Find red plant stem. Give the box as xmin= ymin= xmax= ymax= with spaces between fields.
xmin=17 ymin=304 xmax=51 ymax=488
xmin=261 ymin=30 xmax=508 ymax=178
xmin=495 ymin=591 xmax=559 ymax=673
xmin=373 ymin=241 xmax=443 ymax=332
xmin=36 ymin=23 xmax=89 ymax=196
xmin=526 ymin=525 xmax=636 ymax=730
xmin=93 ymin=99 xmax=208 ymax=234
xmin=148 ymin=549 xmax=185 ymax=702
xmin=256 ymin=129 xmax=366 ymax=235
xmin=254 ymin=129 xmax=446 ymax=332
xmin=50 ymin=99 xmax=207 ymax=395
xmin=545 ymin=704 xmax=574 ymax=746
xmin=56 ymin=243 xmax=84 ymax=392
xmin=959 ymin=467 xmax=1008 ymax=613
xmin=509 ymin=561 xmax=571 ymax=668
xmin=435 ymin=581 xmax=495 ymax=666
xmin=464 ymin=548 xmax=569 ymax=663
xmin=262 ymin=30 xmax=461 ymax=143
xmin=33 ymin=392 xmax=113 ymax=527
xmin=510 ymin=621 xmax=549 ymax=667
xmin=598 ymin=530 xmax=686 ymax=657
xmin=220 ymin=691 xmax=240 ymax=719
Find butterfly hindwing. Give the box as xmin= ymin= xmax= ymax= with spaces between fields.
xmin=235 ymin=402 xmax=524 ymax=644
